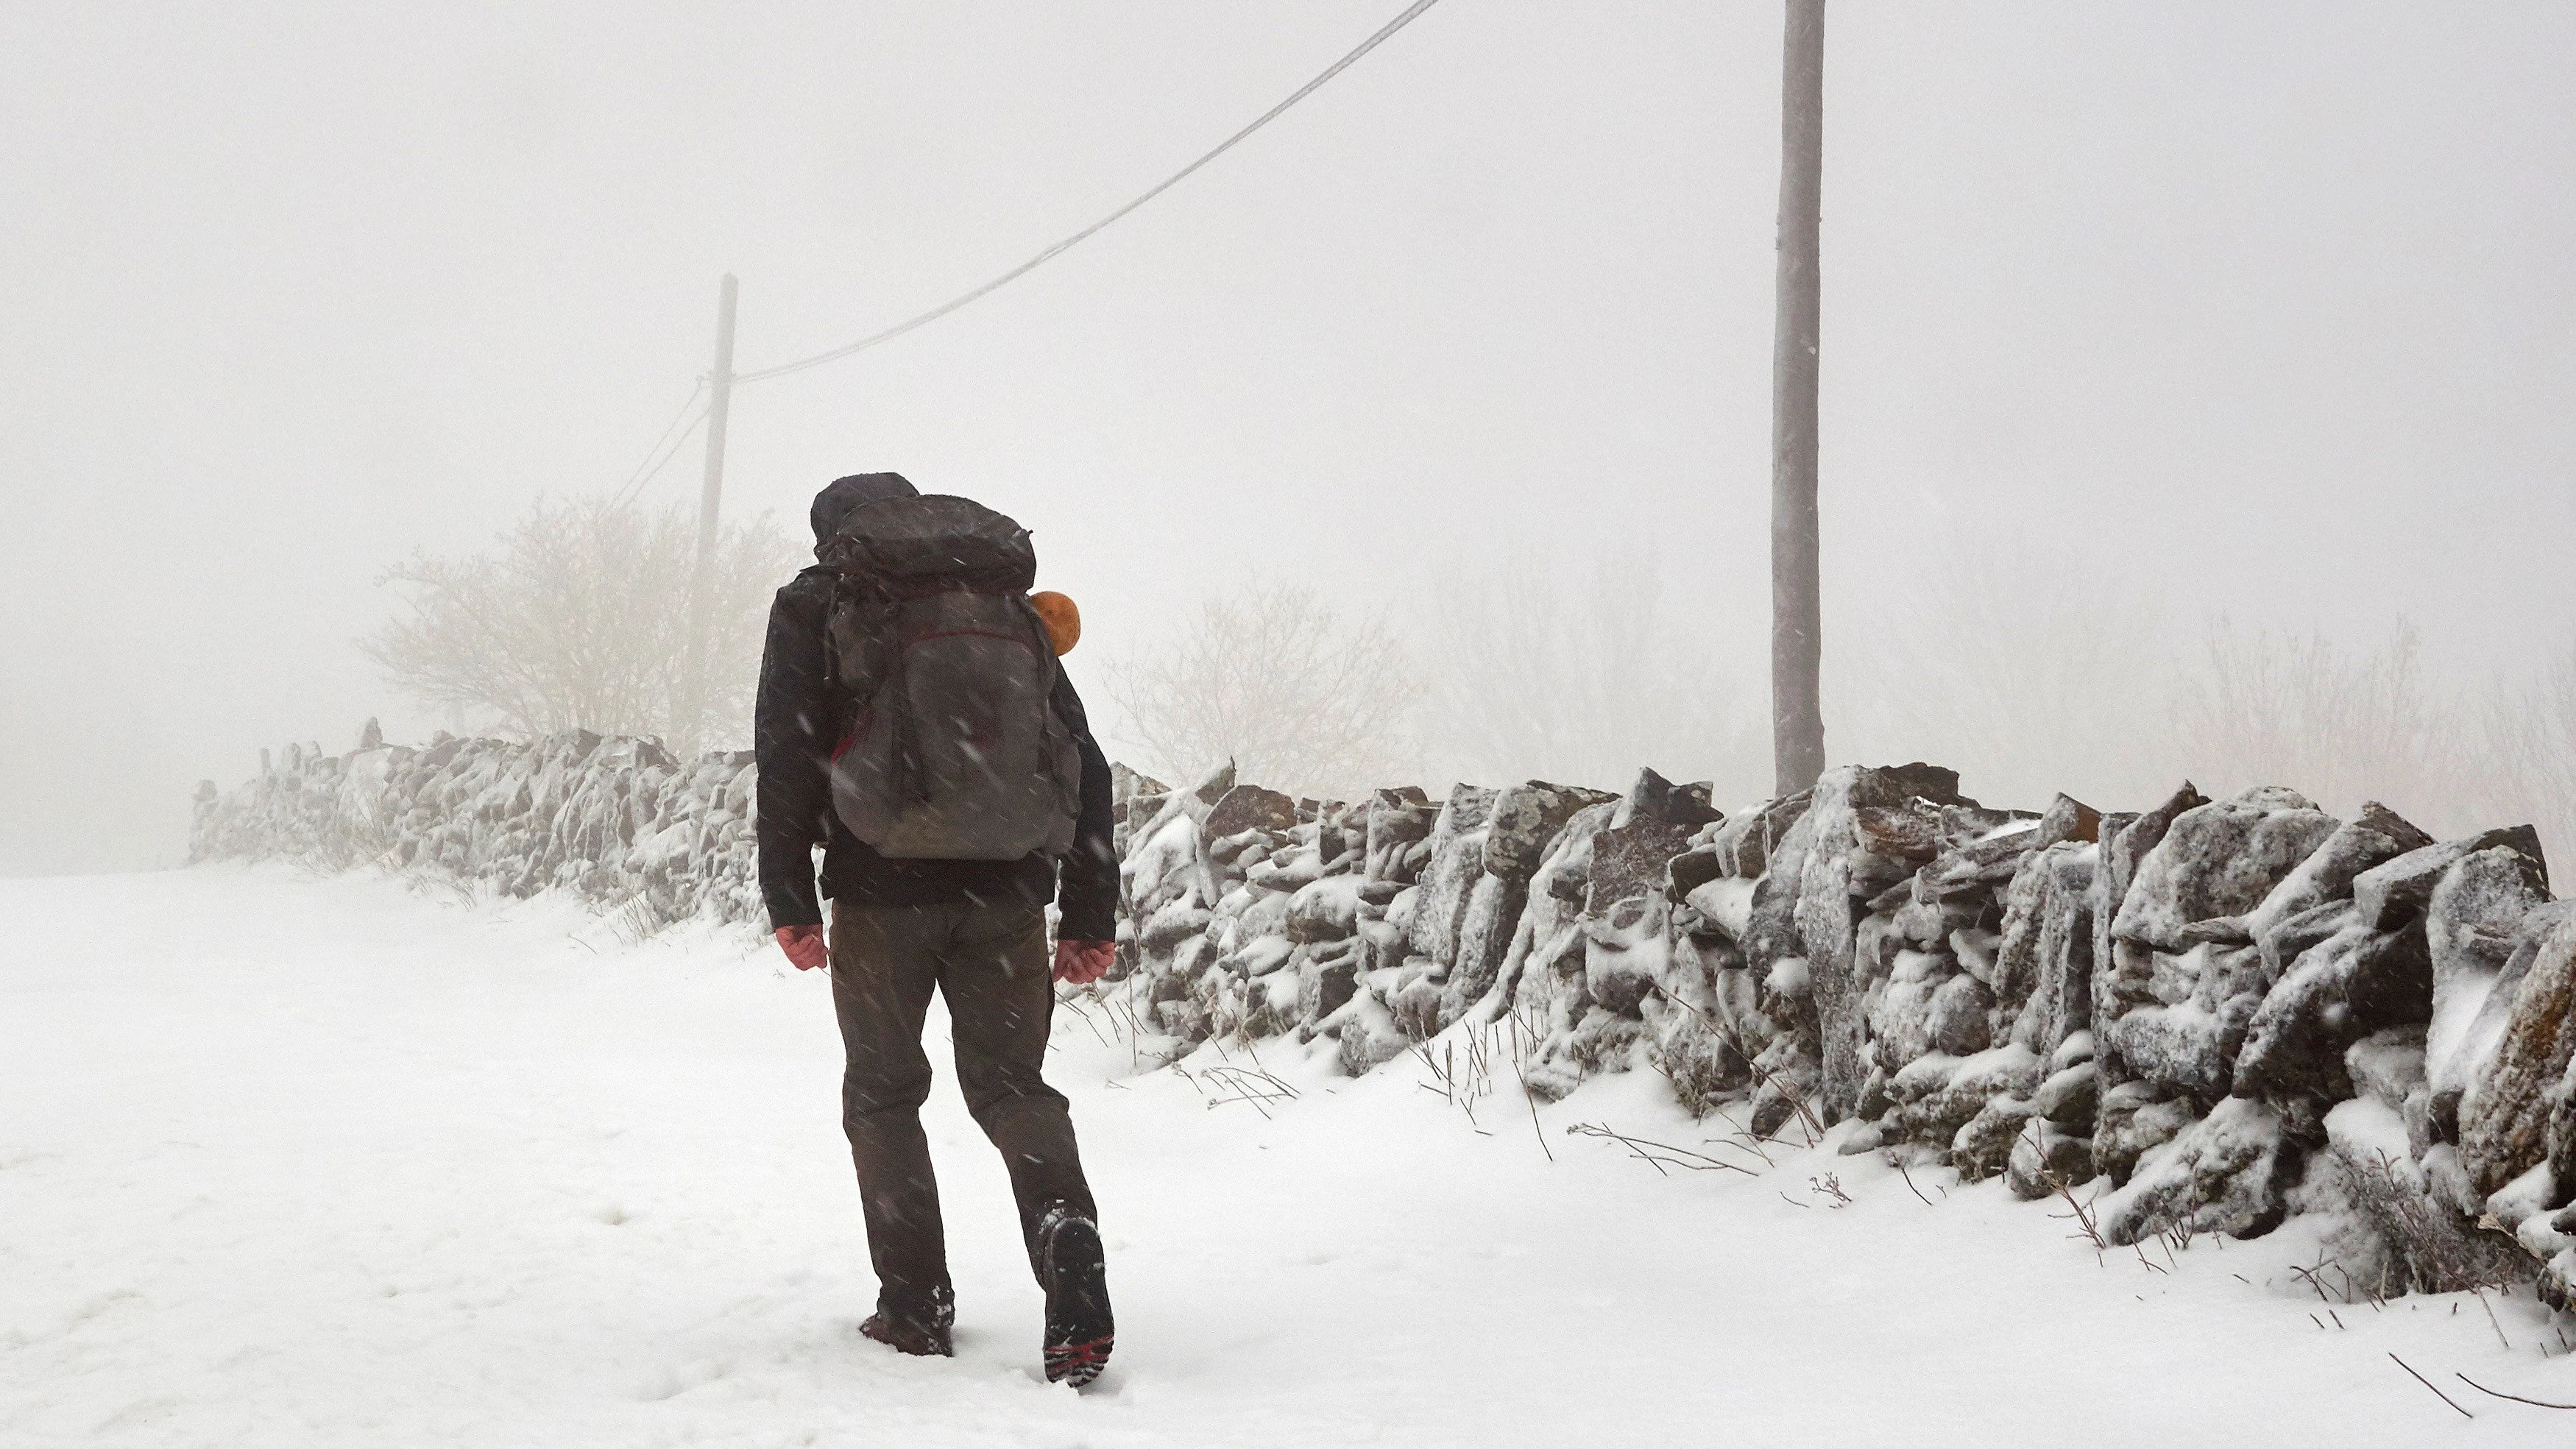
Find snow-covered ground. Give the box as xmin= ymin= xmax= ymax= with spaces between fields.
xmin=4 ymin=866 xmax=2571 ymax=1447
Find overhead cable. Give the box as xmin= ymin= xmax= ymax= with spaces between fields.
xmin=612 ymin=383 xmax=711 ymax=508
xmin=733 ymin=0 xmax=1446 ymax=386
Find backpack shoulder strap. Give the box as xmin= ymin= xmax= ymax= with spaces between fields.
xmin=819 ymin=575 xmax=899 ymax=718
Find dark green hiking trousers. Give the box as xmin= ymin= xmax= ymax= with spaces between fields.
xmin=827 ymin=897 xmax=1096 ymax=1316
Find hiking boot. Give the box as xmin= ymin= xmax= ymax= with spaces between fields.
xmin=860 ymin=1286 xmax=955 ymax=1358
xmin=1035 ymin=1204 xmax=1114 ymax=1386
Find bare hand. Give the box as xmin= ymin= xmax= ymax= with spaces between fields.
xmin=1052 ymin=938 xmax=1114 ymax=985
xmin=775 ymin=924 xmax=828 ymax=971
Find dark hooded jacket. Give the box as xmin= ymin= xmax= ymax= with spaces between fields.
xmin=754 ymin=473 xmax=1119 ymax=939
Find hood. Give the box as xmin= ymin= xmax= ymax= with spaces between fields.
xmin=808 ymin=472 xmax=919 ymax=542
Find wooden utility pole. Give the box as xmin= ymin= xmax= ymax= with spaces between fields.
xmin=673 ymin=272 xmax=738 ymax=757
xmin=1770 ymin=0 xmax=1827 ymax=796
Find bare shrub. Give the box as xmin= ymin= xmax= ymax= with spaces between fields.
xmin=1652 ymin=1024 xmax=1750 ymax=1121
xmin=364 ymin=499 xmax=801 ymax=755
xmin=2168 ymin=617 xmax=2469 ymax=828
xmin=1425 ymin=551 xmax=1765 ymax=801
xmin=1827 ymin=539 xmax=2569 ymax=847
xmin=2475 ymin=634 xmax=2576 ymax=871
xmin=2328 ymin=1147 xmax=2532 ymax=1297
xmin=1106 ymin=583 xmax=1417 ymax=800
xmin=1833 ymin=544 xmax=2173 ymax=812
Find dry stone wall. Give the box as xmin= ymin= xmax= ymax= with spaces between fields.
xmin=1104 ymin=757 xmax=2576 ymax=1310
xmin=194 ymin=723 xmax=762 ymax=930
xmin=197 ymin=726 xmax=2576 ymax=1308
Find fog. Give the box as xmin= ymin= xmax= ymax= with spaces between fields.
xmin=5 ymin=1 xmax=2572 ymax=876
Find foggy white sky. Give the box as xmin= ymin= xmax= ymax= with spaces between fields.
xmin=4 ymin=1 xmax=2572 ymax=874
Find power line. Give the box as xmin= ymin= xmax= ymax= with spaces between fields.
xmin=620 ymin=406 xmax=707 ymax=508
xmin=733 ymin=0 xmax=1447 ymax=387
xmin=612 ymin=385 xmax=710 ymax=509
xmin=611 ymin=380 xmax=707 ymax=503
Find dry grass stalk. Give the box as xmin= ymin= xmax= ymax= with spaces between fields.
xmin=1564 ymin=1122 xmax=1758 ymax=1178
xmin=2390 ymin=1354 xmax=2474 ymax=1420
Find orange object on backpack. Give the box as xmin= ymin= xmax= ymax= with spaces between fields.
xmin=1030 ymin=592 xmax=1080 ymax=656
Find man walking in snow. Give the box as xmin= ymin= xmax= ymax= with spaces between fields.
xmin=754 ymin=471 xmax=1119 ymax=1386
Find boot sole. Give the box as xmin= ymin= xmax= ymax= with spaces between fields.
xmin=1044 ymin=1334 xmax=1114 ymax=1387
xmin=1038 ymin=1214 xmax=1114 ymax=1386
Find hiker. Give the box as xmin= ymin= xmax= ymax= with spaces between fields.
xmin=754 ymin=472 xmax=1119 ymax=1386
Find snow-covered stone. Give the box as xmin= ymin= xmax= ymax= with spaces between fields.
xmin=2093 ymin=1081 xmax=2196 ymax=1186
xmin=2237 ymin=802 xmax=2432 ymax=945
xmin=2343 ymin=1026 xmax=2428 ymax=1116
xmin=1284 ymin=874 xmax=1363 ymax=943
xmin=2352 ymin=822 xmax=2540 ymax=923
xmin=1404 ymin=784 xmax=1498 ymax=969
xmin=2007 ymin=1119 xmax=2095 ymax=1198
xmin=1486 ymin=801 xmax=1618 ymax=1029
xmin=2035 ymin=1060 xmax=2101 ymax=1131
xmin=1363 ymin=787 xmax=1436 ymax=885
xmin=2232 ymin=914 xmax=2430 ymax=1104
xmin=2110 ymin=787 xmax=2338 ymax=952
xmin=1793 ymin=764 xmax=1976 ymax=1120
xmin=1995 ymin=840 xmax=2098 ymax=1057
xmin=1705 ymin=788 xmax=1812 ymax=880
xmin=2088 ymin=784 xmax=2205 ymax=1080
xmin=2458 ymin=907 xmax=2576 ymax=1197
xmin=1953 ymin=1095 xmax=2039 ymax=1182
xmin=1884 ymin=1044 xmax=2043 ymax=1151
xmin=2424 ymin=847 xmax=2556 ymax=1102
xmin=1485 ymin=780 xmax=1617 ymax=882
xmin=2099 ymin=788 xmax=2342 ymax=1099
xmin=2100 ymin=1097 xmax=2300 ymax=1244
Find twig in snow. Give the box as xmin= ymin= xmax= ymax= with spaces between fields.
xmin=1055 ymin=991 xmax=1112 ymax=1048
xmin=2458 ymin=1373 xmax=2576 ymax=1409
xmin=1517 ymin=1067 xmax=1554 ymax=1163
xmin=2389 ymin=1354 xmax=2473 ymax=1419
xmin=1208 ymin=1063 xmax=1299 ymax=1099
xmin=1564 ymin=1122 xmax=1756 ymax=1177
xmin=1894 ymin=1158 xmax=1936 ymax=1208
xmin=1206 ymin=1090 xmax=1275 ymax=1119
xmin=1704 ymin=1104 xmax=1774 ymax=1167
xmin=1200 ymin=1064 xmax=1300 ymax=1119
xmin=2473 ymin=1287 xmax=2513 ymax=1352
xmin=2042 ymin=1170 xmax=2107 ymax=1257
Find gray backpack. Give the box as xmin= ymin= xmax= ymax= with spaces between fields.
xmin=818 ymin=495 xmax=1081 ymax=860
